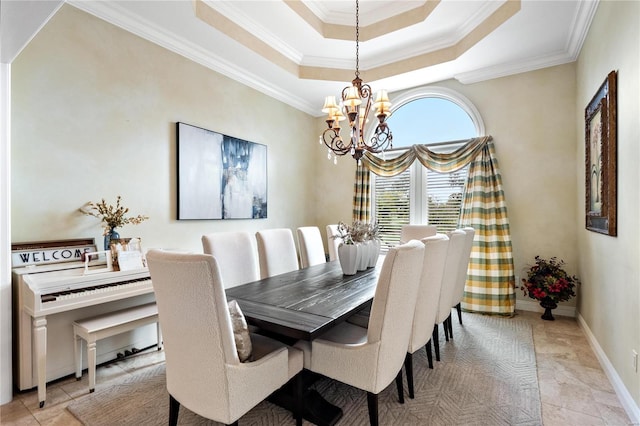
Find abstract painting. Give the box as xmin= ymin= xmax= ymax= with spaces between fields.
xmin=177 ymin=122 xmax=267 ymax=219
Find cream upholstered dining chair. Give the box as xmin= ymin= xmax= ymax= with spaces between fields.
xmin=202 ymin=231 xmax=260 ymax=288
xmin=294 ymin=240 xmax=425 ymax=426
xmin=146 ymin=250 xmax=304 ymax=426
xmin=450 ymin=227 xmax=475 ymax=331
xmin=255 ymin=228 xmax=299 ymax=278
xmin=404 ymin=233 xmax=450 ymax=399
xmin=296 ymin=226 xmax=326 ymax=268
xmin=326 ymin=224 xmax=340 ymax=262
xmin=432 ymin=229 xmax=466 ymax=361
xmin=399 ymin=224 xmax=437 ymax=244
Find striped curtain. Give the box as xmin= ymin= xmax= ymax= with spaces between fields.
xmin=459 ymin=141 xmax=515 ymax=315
xmin=356 ymin=137 xmax=515 ymax=315
xmin=352 ymin=164 xmax=370 ymax=222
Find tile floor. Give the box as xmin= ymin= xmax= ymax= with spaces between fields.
xmin=0 ymin=310 xmax=634 ymax=425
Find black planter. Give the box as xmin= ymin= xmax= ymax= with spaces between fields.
xmin=539 ymin=299 xmax=558 ymax=321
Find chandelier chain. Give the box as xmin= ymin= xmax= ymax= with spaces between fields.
xmin=355 ymin=0 xmax=360 ymax=78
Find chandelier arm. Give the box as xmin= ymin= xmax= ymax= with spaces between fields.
xmin=368 ymin=124 xmax=393 ymax=152
xmin=322 ymin=128 xmax=350 ymax=156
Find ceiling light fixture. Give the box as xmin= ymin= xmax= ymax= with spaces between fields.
xmin=319 ymin=0 xmax=393 ymax=164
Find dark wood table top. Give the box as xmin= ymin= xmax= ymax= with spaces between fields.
xmin=226 ymin=260 xmax=381 ymax=341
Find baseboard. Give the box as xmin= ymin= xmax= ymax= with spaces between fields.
xmin=577 ymin=313 xmax=640 ymax=424
xmin=516 ymin=299 xmax=576 ymax=317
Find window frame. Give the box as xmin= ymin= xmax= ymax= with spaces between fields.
xmin=368 ymin=86 xmax=485 ymax=239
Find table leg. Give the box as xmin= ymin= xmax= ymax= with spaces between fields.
xmin=32 ymin=317 xmax=47 ymax=408
xmin=268 ymin=371 xmax=343 ymax=426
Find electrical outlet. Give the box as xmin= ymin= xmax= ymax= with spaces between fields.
xmin=633 ymin=350 xmax=638 ymax=372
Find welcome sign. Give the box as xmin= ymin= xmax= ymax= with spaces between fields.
xmin=11 ymin=239 xmax=97 ymax=267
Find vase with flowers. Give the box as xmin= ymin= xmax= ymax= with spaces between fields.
xmin=80 ymin=196 xmax=149 ymax=250
xmin=332 ymin=220 xmax=381 ymax=275
xmin=521 ymin=256 xmax=580 ymax=321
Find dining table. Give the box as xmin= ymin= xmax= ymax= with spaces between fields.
xmin=225 ymin=259 xmax=382 ymax=341
xmin=225 ymin=259 xmax=383 ymax=426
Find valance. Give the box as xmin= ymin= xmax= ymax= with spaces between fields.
xmin=361 ymin=136 xmax=492 ymax=177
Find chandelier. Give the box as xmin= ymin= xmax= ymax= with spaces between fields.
xmin=319 ymin=0 xmax=393 ymax=163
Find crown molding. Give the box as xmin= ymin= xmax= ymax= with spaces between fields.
xmin=454 ymin=49 xmax=576 ymax=84
xmin=200 ymin=0 xmax=303 ymax=63
xmin=455 ymin=0 xmax=597 ymax=84
xmin=66 ymin=1 xmax=317 ymax=115
xmin=302 ymin=0 xmax=428 ymax=27
xmin=64 ymin=0 xmax=597 ymax=116
xmin=565 ymin=0 xmax=599 ymax=61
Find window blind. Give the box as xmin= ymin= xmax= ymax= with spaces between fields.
xmin=426 ymin=167 xmax=468 ymax=232
xmin=374 ymin=168 xmax=410 ymax=250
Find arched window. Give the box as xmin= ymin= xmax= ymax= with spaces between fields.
xmin=372 ymin=87 xmax=484 ymax=248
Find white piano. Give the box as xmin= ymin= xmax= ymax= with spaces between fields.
xmin=12 ymin=240 xmax=156 ymax=407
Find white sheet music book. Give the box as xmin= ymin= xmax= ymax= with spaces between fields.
xmin=117 ymin=250 xmax=144 ymax=271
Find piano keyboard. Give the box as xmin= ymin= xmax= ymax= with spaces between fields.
xmin=41 ymin=277 xmax=151 ymax=303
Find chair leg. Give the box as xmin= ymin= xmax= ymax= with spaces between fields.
xmin=366 ymin=392 xmax=379 ymax=426
xmin=293 ymin=373 xmax=303 ymax=426
xmin=456 ymin=302 xmax=463 ymax=325
xmin=444 ymin=317 xmax=450 ymax=341
xmin=395 ymin=369 xmax=405 ymax=404
xmin=432 ymin=324 xmax=440 ymax=361
xmin=425 ymin=340 xmax=433 ymax=369
xmin=404 ymin=353 xmax=414 ymax=399
xmin=448 ymin=313 xmax=454 ymax=339
xmin=169 ymin=394 xmax=180 ymax=426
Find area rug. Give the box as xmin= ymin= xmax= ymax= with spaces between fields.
xmin=67 ymin=313 xmax=542 ymax=425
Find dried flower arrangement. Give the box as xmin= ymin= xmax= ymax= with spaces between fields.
xmin=80 ymin=196 xmax=149 ymax=236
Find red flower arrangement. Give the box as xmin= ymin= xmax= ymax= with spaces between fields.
xmin=521 ymin=256 xmax=580 ymax=304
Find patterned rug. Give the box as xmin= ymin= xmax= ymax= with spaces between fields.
xmin=67 ymin=313 xmax=542 ymax=425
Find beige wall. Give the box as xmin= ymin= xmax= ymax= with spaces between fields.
xmin=11 ymin=5 xmax=317 ymax=253
xmin=576 ymin=0 xmax=640 ymax=408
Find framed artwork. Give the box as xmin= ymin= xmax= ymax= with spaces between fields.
xmin=177 ymin=122 xmax=268 ymax=220
xmin=585 ymin=70 xmax=617 ymax=236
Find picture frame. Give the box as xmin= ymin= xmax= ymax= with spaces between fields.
xmin=109 ymin=238 xmax=144 ymax=271
xmin=585 ymin=70 xmax=617 ymax=236
xmin=177 ymin=122 xmax=268 ymax=220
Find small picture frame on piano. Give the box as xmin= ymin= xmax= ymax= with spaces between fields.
xmin=109 ymin=238 xmax=145 ymax=271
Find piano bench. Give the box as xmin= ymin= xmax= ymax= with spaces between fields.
xmin=72 ymin=302 xmax=163 ymax=393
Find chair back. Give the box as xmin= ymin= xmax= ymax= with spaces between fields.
xmin=435 ymin=229 xmax=467 ymax=323
xmin=451 ymin=227 xmax=475 ymax=306
xmin=297 ymin=226 xmax=326 ymax=268
xmin=326 ymin=224 xmax=341 ymax=262
xmin=146 ymin=250 xmax=239 ymax=418
xmin=256 ymin=228 xmax=299 ymax=278
xmin=366 ymin=240 xmax=425 ymax=390
xmin=408 ymin=233 xmax=450 ymax=353
xmin=400 ymin=225 xmax=437 ymax=243
xmin=202 ymin=231 xmax=260 ymax=288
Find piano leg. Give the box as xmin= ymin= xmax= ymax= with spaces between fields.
xmin=32 ymin=316 xmax=47 ymax=408
xmin=87 ymin=339 xmax=97 ymax=393
xmin=74 ymin=329 xmax=83 ymax=381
